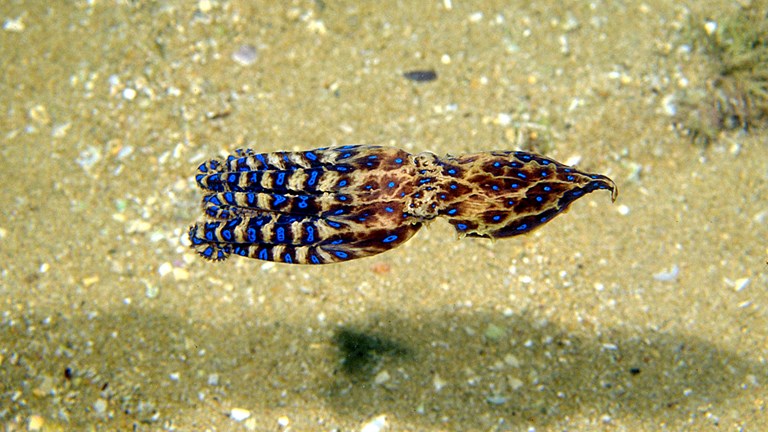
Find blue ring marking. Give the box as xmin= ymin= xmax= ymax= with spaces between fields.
xmin=543 ymin=186 xmax=552 ymax=192
xmin=195 ymin=174 xmax=206 ymax=184
xmin=447 ymin=208 xmax=457 ymax=215
xmin=310 ymin=254 xmax=321 ymax=264
xmin=298 ymin=200 xmax=308 ymax=209
xmin=247 ymin=227 xmax=257 ymax=242
xmin=308 ymin=170 xmax=319 ymax=186
xmin=216 ymin=250 xmax=227 ymax=260
xmin=457 ymin=223 xmax=468 ymax=231
xmin=516 ymin=224 xmax=528 ymax=231
xmin=334 ymin=251 xmax=349 ymax=259
xmin=224 ymin=192 xmax=234 ymax=203
xmin=492 ymin=185 xmax=499 ymax=191
xmin=564 ymin=168 xmax=573 ymax=173
xmin=419 ymin=178 xmax=432 ymax=184
xmin=338 ymin=179 xmax=348 ymax=187
xmin=341 ymin=152 xmax=352 ymax=159
xmin=364 ymin=185 xmax=373 ymax=190
xmin=207 ymin=195 xmax=222 ymax=205
xmin=519 ymin=153 xmax=532 ymax=161
xmin=273 ymin=194 xmax=287 ymax=206
xmin=511 ymin=183 xmax=519 ymax=188
xmin=507 ymin=200 xmax=515 ymax=206
xmin=203 ymin=247 xmax=214 ymax=258
xmin=336 ymin=166 xmax=349 ymax=172
xmin=492 ymin=215 xmax=502 ymax=221
xmin=305 ymin=226 xmax=315 ymax=243
xmin=385 ymin=206 xmax=394 ymax=213
xmin=276 ymin=172 xmax=286 ymax=186
xmin=247 ymin=193 xmax=256 ymax=205
xmin=366 ymin=162 xmax=374 ymax=167
xmin=283 ymin=253 xmax=292 ymax=263
xmin=400 ymin=192 xmax=406 ymax=197
xmin=517 ymin=172 xmax=527 ymax=179
xmin=510 ymin=162 xmax=522 ymax=168
xmin=395 ymin=158 xmax=403 ymax=164
xmin=209 ymin=173 xmax=220 ymax=183
xmin=327 ymin=221 xmax=342 ymax=228
xmin=198 ymin=163 xmax=208 ymax=173
xmin=331 ymin=239 xmax=344 ymax=245
xmin=590 ymin=175 xmax=600 ymax=179
xmin=541 ymin=172 xmax=548 ymax=177
xmin=256 ymin=154 xmax=268 ymax=167
xmin=221 ymin=229 xmax=232 ymax=241
xmin=541 ymin=160 xmax=550 ymax=165
xmin=338 ymin=195 xmax=348 ymax=202
xmin=450 ymin=184 xmax=457 ymax=190
xmin=226 ymin=218 xmax=240 ymax=228
xmin=382 ymin=234 xmax=398 ymax=243
xmin=368 ymin=154 xmax=378 ymax=159
xmin=571 ymin=190 xmax=583 ymax=197
xmin=439 ymin=194 xmax=447 ymax=200
xmin=334 ymin=209 xmax=345 ymax=215
xmin=258 ymin=248 xmax=269 ymax=260
xmin=540 ymin=216 xmax=548 ymax=222
xmin=227 ymin=173 xmax=238 ymax=184
xmin=234 ymin=247 xmax=247 ymax=256
xmin=387 ymin=181 xmax=396 ymax=188
xmin=493 ymin=161 xmax=501 ymax=167
xmin=591 ymin=181 xmax=602 ymax=188
xmin=447 ymin=168 xmax=457 ymax=175
xmin=535 ymin=196 xmax=543 ymax=202
xmin=567 ymin=175 xmax=575 ymax=181
xmin=276 ymin=227 xmax=285 ymax=242
xmin=305 ymin=151 xmax=317 ymax=161
xmin=339 ymin=144 xmax=356 ymax=150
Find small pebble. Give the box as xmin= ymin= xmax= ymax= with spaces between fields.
xmin=93 ymin=398 xmax=108 ymax=414
xmin=28 ymin=415 xmax=44 ymax=431
xmin=360 ymin=414 xmax=388 ymax=432
xmin=374 ymin=370 xmax=390 ymax=385
xmin=207 ymin=373 xmax=220 ymax=386
xmin=158 ymin=262 xmax=173 ymax=277
xmin=277 ymin=416 xmax=290 ymax=427
xmin=122 ymin=88 xmax=137 ymax=100
xmin=403 ymin=70 xmax=437 ymax=82
xmin=233 ymin=44 xmax=258 ymax=66
xmin=230 ymin=408 xmax=251 ymax=422
xmin=653 ymin=264 xmax=679 ymax=282
xmin=617 ymin=204 xmax=630 ymax=215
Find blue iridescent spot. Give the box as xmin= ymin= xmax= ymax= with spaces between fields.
xmin=516 ymin=224 xmax=528 ymax=231
xmin=492 ymin=185 xmax=499 ymax=191
xmin=327 ymin=221 xmax=342 ymax=228
xmin=517 ymin=172 xmax=527 ymax=179
xmin=336 ymin=166 xmax=349 ymax=172
xmin=439 ymin=194 xmax=447 ymax=200
xmin=447 ymin=208 xmax=457 ymax=215
xmin=368 ymin=155 xmax=378 ymax=159
xmin=305 ymin=151 xmax=317 ymax=160
xmin=572 ymin=190 xmax=583 ymax=197
xmin=224 ymin=192 xmax=234 ymax=203
xmin=419 ymin=178 xmax=432 ymax=184
xmin=334 ymin=251 xmax=349 ymax=259
xmin=247 ymin=227 xmax=257 ymax=242
xmin=298 ymin=199 xmax=308 ymax=209
xmin=388 ymin=181 xmax=396 ymax=188
xmin=203 ymin=247 xmax=214 ymax=258
xmin=447 ymin=169 xmax=457 ymax=175
xmin=276 ymin=227 xmax=285 ymax=242
xmin=334 ymin=209 xmax=345 ymax=215
xmin=543 ymin=186 xmax=551 ymax=192
xmin=283 ymin=254 xmax=292 ymax=263
xmin=382 ymin=234 xmax=398 ymax=243
xmin=457 ymin=223 xmax=468 ymax=231
xmin=273 ymin=195 xmax=287 ymax=206
xmin=338 ymin=195 xmax=348 ymax=201
xmin=395 ymin=158 xmax=403 ymax=164
xmin=385 ymin=207 xmax=394 ymax=213
xmin=258 ymin=249 xmax=269 ymax=260
xmin=331 ymin=239 xmax=344 ymax=245
xmin=246 ymin=193 xmax=256 ymax=205
xmin=541 ymin=172 xmax=548 ymax=177
xmin=493 ymin=161 xmax=501 ymax=167
xmin=305 ymin=226 xmax=315 ymax=243
xmin=450 ymin=184 xmax=457 ymax=190
xmin=492 ymin=215 xmax=502 ymax=221
xmin=511 ymin=183 xmax=519 ymax=188
xmin=567 ymin=175 xmax=575 ymax=181
xmin=310 ymin=255 xmax=320 ymax=264
xmin=308 ymin=170 xmax=319 ymax=186
xmin=536 ymin=196 xmax=543 ymax=202
xmin=198 ymin=163 xmax=208 ymax=173
xmin=221 ymin=229 xmax=232 ymax=241
xmin=338 ymin=180 xmax=348 ymax=187
xmin=540 ymin=216 xmax=548 ymax=222
xmin=541 ymin=160 xmax=550 ymax=165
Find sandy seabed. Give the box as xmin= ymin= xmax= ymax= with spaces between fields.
xmin=1 ymin=1 xmax=766 ymax=431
